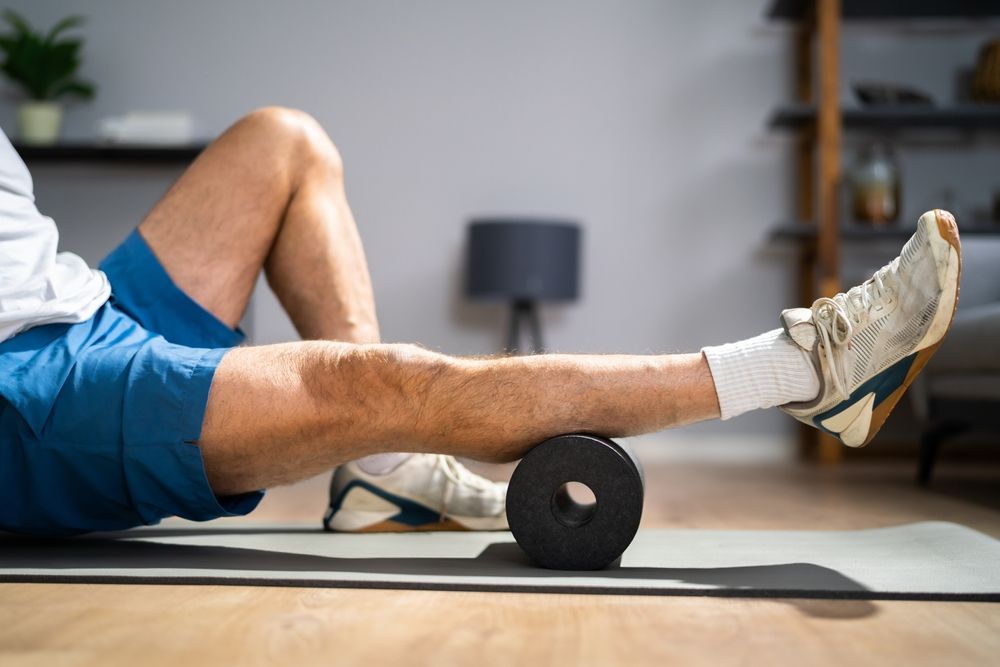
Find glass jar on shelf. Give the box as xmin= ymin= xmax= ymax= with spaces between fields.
xmin=849 ymin=142 xmax=900 ymax=226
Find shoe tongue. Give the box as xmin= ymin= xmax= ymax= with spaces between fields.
xmin=779 ymin=307 xmax=818 ymax=351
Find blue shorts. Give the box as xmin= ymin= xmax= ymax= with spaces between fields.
xmin=0 ymin=230 xmax=263 ymax=535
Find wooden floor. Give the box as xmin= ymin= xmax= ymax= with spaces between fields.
xmin=2 ymin=458 xmax=999 ymax=666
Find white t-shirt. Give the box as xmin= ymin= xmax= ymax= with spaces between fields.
xmin=0 ymin=128 xmax=110 ymax=343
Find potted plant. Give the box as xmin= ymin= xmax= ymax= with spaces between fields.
xmin=0 ymin=10 xmax=96 ymax=145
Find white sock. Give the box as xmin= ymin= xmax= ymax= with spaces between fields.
xmin=355 ymin=453 xmax=413 ymax=475
xmin=701 ymin=328 xmax=820 ymax=420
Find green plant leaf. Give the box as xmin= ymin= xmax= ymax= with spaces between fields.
xmin=44 ymin=15 xmax=84 ymax=45
xmin=2 ymin=33 xmax=46 ymax=98
xmin=1 ymin=10 xmax=33 ymax=38
xmin=0 ymin=36 xmax=16 ymax=53
xmin=0 ymin=14 xmax=92 ymax=101
xmin=38 ymin=40 xmax=81 ymax=97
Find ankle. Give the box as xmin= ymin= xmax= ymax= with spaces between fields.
xmin=702 ymin=329 xmax=820 ymax=420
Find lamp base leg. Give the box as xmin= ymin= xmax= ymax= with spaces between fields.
xmin=507 ymin=300 xmax=544 ymax=355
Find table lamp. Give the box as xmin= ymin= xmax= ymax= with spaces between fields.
xmin=465 ymin=218 xmax=581 ymax=354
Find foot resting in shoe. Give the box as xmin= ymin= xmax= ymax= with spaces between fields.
xmin=779 ymin=209 xmax=962 ymax=447
xmin=323 ymin=453 xmax=508 ymax=532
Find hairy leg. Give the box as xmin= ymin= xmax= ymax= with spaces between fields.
xmin=200 ymin=343 xmax=720 ymax=495
xmin=138 ymin=106 xmax=379 ymax=342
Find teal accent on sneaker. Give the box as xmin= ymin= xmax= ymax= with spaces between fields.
xmin=323 ymin=479 xmax=442 ymax=531
xmin=812 ymin=353 xmax=917 ymax=441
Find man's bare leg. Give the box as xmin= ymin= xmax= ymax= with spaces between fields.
xmin=201 ymin=202 xmax=959 ymax=496
xmin=145 ymin=110 xmax=711 ymax=500
xmin=139 ymin=106 xmax=378 ymax=343
xmin=200 ymin=344 xmax=720 ymax=496
xmin=138 ymin=107 xmax=420 ymax=491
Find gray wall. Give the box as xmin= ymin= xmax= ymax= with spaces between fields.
xmin=4 ymin=1 xmax=998 ymax=447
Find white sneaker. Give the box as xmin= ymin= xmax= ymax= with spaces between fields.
xmin=780 ymin=209 xmax=962 ymax=447
xmin=323 ymin=454 xmax=508 ymax=532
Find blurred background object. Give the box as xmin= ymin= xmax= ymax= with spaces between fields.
xmin=972 ymin=38 xmax=1000 ymax=103
xmin=466 ymin=218 xmax=581 ymax=354
xmin=98 ymin=111 xmax=193 ymax=145
xmin=852 ymin=81 xmax=933 ymax=107
xmin=767 ymin=0 xmax=1000 ymax=464
xmin=0 ymin=10 xmax=95 ymax=144
xmin=849 ymin=142 xmax=900 ymax=225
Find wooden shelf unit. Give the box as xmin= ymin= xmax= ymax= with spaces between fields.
xmin=765 ymin=0 xmax=1000 ymax=462
xmin=769 ymin=105 xmax=1000 ymax=130
xmin=770 ymin=222 xmax=1000 ymax=242
xmin=769 ymin=0 xmax=1000 ymax=21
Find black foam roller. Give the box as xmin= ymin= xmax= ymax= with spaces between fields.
xmin=506 ymin=434 xmax=644 ymax=570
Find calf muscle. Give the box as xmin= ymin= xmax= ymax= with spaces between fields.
xmin=198 ymin=342 xmax=720 ymax=495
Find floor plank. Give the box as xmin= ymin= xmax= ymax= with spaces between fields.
xmin=2 ymin=458 xmax=999 ymax=666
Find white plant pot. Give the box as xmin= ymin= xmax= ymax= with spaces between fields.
xmin=17 ymin=102 xmax=63 ymax=145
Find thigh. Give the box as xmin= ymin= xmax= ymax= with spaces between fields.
xmin=99 ymin=230 xmax=245 ymax=349
xmin=198 ymin=341 xmax=381 ymax=495
xmin=137 ymin=108 xmax=303 ymax=328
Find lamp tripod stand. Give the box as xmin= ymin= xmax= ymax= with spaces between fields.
xmin=507 ymin=299 xmax=544 ymax=354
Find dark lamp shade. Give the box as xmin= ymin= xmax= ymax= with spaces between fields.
xmin=465 ymin=219 xmax=581 ymax=302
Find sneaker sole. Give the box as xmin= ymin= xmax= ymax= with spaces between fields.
xmin=326 ymin=512 xmax=508 ymax=532
xmin=837 ymin=209 xmax=962 ymax=447
xmin=324 ymin=481 xmax=508 ymax=532
xmin=331 ymin=515 xmax=474 ymax=533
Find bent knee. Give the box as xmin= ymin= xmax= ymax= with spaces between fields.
xmin=237 ymin=106 xmax=343 ymax=173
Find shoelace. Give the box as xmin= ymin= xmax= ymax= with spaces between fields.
xmin=434 ymin=454 xmax=497 ymax=521
xmin=811 ymin=257 xmax=898 ymax=398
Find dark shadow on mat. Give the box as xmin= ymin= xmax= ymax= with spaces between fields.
xmin=0 ymin=533 xmax=876 ymax=614
xmin=104 ymin=527 xmax=325 ymax=537
xmin=0 ymin=538 xmax=859 ymax=588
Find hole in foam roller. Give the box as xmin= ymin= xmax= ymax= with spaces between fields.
xmin=550 ymin=481 xmax=598 ymax=529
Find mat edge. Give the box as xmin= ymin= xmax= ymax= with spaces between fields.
xmin=1 ymin=574 xmax=997 ymax=603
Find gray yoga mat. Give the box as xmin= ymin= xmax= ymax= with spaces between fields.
xmin=2 ymin=521 xmax=998 ymax=601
